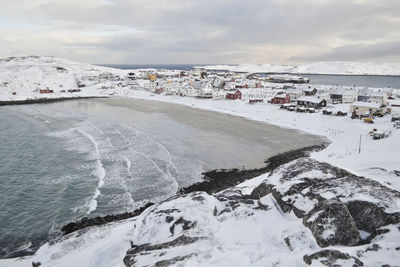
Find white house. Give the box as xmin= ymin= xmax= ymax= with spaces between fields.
xmin=369 ymin=91 xmax=388 ymax=105
xmin=286 ymin=88 xmax=303 ymax=101
xmin=212 ymin=90 xmax=226 ymax=100
xmin=342 ymin=89 xmax=358 ymax=104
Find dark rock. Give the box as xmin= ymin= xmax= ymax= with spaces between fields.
xmin=346 ymin=201 xmax=400 ymax=233
xmin=303 ymin=249 xmax=364 ymax=266
xmin=256 ymin=200 xmax=270 ymax=211
xmin=365 ymin=244 xmax=381 ymax=252
xmin=32 ymin=262 xmax=41 ymax=267
xmin=250 ymin=183 xmax=274 ymax=199
xmin=0 ymin=96 xmax=109 ymax=107
xmin=264 ymin=143 xmax=327 ymax=171
xmin=61 ymin=202 xmax=154 ymax=235
xmin=154 ymin=254 xmax=196 ymax=267
xmin=124 ymin=235 xmax=203 ymax=266
xmin=303 ymin=200 xmax=361 ymax=247
xmin=169 ymin=217 xmax=197 ymax=234
xmin=178 ymin=144 xmax=328 ymax=195
xmin=165 ymin=216 xmax=174 ymax=223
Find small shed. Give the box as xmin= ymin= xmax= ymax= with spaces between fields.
xmin=155 ymin=88 xmax=164 ymax=94
xmin=40 ymin=89 xmax=54 ymax=94
xmin=226 ymin=90 xmax=242 ymax=100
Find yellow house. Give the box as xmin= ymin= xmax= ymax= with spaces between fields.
xmin=147 ymin=73 xmax=157 ymax=82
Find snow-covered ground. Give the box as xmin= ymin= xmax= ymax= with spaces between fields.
xmin=196 ymin=61 xmax=400 ymax=76
xmin=1 ymin=56 xmax=400 ymax=266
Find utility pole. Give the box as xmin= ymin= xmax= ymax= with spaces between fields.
xmin=358 ymin=134 xmax=362 ymax=154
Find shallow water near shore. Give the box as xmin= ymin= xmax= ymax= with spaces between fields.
xmin=0 ymin=97 xmax=324 ymax=258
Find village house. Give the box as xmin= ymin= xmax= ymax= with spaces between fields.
xmin=212 ymin=90 xmax=226 ymax=100
xmin=147 ymin=73 xmax=157 ymax=82
xmin=99 ymin=72 xmax=115 ymax=81
xmin=234 ymin=81 xmax=248 ymax=89
xmin=369 ymin=91 xmax=388 ymax=105
xmin=302 ymin=87 xmax=317 ymax=96
xmin=192 ymin=80 xmax=214 ymax=98
xmin=182 ymin=83 xmax=199 ymax=97
xmin=357 ymin=88 xmax=372 ymax=102
xmin=342 ymin=89 xmax=358 ymax=104
xmin=297 ymin=96 xmax=327 ymax=109
xmin=330 ymin=89 xmax=344 ymax=103
xmin=40 ymin=89 xmax=54 ymax=94
xmin=155 ymin=88 xmax=164 ymax=94
xmin=286 ymin=88 xmax=303 ymax=101
xmin=226 ymin=90 xmax=242 ymax=100
xmin=315 ymin=90 xmax=330 ymax=101
xmin=270 ymin=93 xmax=290 ymax=104
xmin=350 ymin=101 xmax=388 ymax=115
xmin=126 ymin=72 xmax=136 ymax=85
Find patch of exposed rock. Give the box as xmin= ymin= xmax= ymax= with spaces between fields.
xmin=303 ymin=249 xmax=364 ymax=266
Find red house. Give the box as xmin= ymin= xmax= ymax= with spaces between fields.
xmin=270 ymin=94 xmax=290 ymax=104
xmin=155 ymin=88 xmax=164 ymax=94
xmin=226 ymin=90 xmax=242 ymax=100
xmin=40 ymin=89 xmax=54 ymax=94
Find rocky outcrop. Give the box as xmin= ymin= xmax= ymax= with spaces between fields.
xmin=251 ymin=157 xmax=400 ymax=247
xmin=303 ymin=249 xmax=364 ymax=266
xmin=119 ymin=158 xmax=400 ymax=266
xmin=61 ymin=202 xmax=154 ymax=235
xmin=303 ymin=200 xmax=360 ymax=247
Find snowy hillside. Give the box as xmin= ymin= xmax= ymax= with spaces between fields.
xmin=0 ymin=56 xmax=128 ymax=101
xmin=197 ymin=61 xmax=400 ymax=76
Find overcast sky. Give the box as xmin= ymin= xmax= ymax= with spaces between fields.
xmin=1 ymin=0 xmax=400 ymax=64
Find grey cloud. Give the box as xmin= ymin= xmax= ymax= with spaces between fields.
xmin=1 ymin=0 xmax=400 ymax=63
xmin=291 ymin=41 xmax=400 ymax=62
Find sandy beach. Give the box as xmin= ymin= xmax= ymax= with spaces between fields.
xmin=87 ymin=97 xmax=327 ymax=169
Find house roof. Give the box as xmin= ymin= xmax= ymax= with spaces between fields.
xmin=343 ymin=90 xmax=358 ymax=96
xmin=370 ymin=91 xmax=386 ymax=97
xmin=192 ymin=80 xmax=211 ymax=91
xmin=286 ymin=89 xmax=302 ymax=94
xmin=351 ymin=101 xmax=382 ymax=109
xmin=358 ymin=88 xmax=372 ymax=96
xmin=297 ymin=96 xmax=324 ymax=104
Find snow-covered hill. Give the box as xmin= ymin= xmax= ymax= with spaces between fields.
xmin=197 ymin=61 xmax=400 ymax=76
xmin=0 ymin=56 xmax=128 ymax=101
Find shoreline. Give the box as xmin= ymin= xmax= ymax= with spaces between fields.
xmin=0 ymin=96 xmax=109 ymax=106
xmin=56 ymin=143 xmax=327 ymax=238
